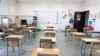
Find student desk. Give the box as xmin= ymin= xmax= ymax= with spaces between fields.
xmin=45 ymin=31 xmax=56 ymax=37
xmin=90 ymin=30 xmax=100 ymax=37
xmin=6 ymin=35 xmax=25 ymax=56
xmin=65 ymin=27 xmax=73 ymax=35
xmin=65 ymin=29 xmax=72 ymax=39
xmin=28 ymin=26 xmax=36 ymax=29
xmin=32 ymin=48 xmax=60 ymax=56
xmin=8 ymin=28 xmax=15 ymax=34
xmin=81 ymin=38 xmax=100 ymax=56
xmin=28 ymin=26 xmax=37 ymax=38
xmin=71 ymin=32 xmax=85 ymax=45
xmin=84 ymin=28 xmax=100 ymax=37
xmin=45 ymin=28 xmax=54 ymax=31
xmin=45 ymin=31 xmax=56 ymax=34
xmin=66 ymin=29 xmax=77 ymax=40
xmin=29 ymin=30 xmax=33 ymax=43
xmin=71 ymin=32 xmax=85 ymax=39
xmin=47 ymin=26 xmax=54 ymax=28
xmin=40 ymin=37 xmax=57 ymax=43
xmin=95 ymin=50 xmax=100 ymax=53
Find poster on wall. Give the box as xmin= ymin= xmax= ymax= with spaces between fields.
xmin=68 ymin=10 xmax=74 ymax=18
xmin=97 ymin=12 xmax=100 ymax=19
xmin=62 ymin=11 xmax=67 ymax=19
xmin=89 ymin=13 xmax=97 ymax=19
xmin=88 ymin=13 xmax=97 ymax=27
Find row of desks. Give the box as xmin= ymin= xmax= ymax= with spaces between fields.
xmin=0 ymin=25 xmax=37 ymax=56
xmin=32 ymin=27 xmax=60 ymax=56
xmin=65 ymin=28 xmax=100 ymax=56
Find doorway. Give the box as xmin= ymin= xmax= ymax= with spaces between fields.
xmin=73 ymin=11 xmax=89 ymax=32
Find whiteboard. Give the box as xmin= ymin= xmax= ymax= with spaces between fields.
xmin=34 ymin=11 xmax=57 ymax=24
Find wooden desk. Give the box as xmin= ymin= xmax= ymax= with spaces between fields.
xmin=45 ymin=28 xmax=54 ymax=31
xmin=8 ymin=28 xmax=15 ymax=31
xmin=65 ymin=27 xmax=72 ymax=36
xmin=28 ymin=26 xmax=36 ymax=30
xmin=81 ymin=38 xmax=100 ymax=56
xmin=66 ymin=29 xmax=77 ymax=40
xmin=66 ymin=29 xmax=72 ymax=32
xmin=29 ymin=30 xmax=34 ymax=44
xmin=71 ymin=32 xmax=85 ymax=36
xmin=6 ymin=35 xmax=25 ymax=56
xmin=95 ymin=50 xmax=100 ymax=53
xmin=70 ymin=32 xmax=85 ymax=46
xmin=45 ymin=31 xmax=56 ymax=33
xmin=40 ymin=37 xmax=57 ymax=43
xmin=47 ymin=26 xmax=54 ymax=28
xmin=32 ymin=48 xmax=60 ymax=56
xmin=45 ymin=31 xmax=56 ymax=37
xmin=8 ymin=28 xmax=15 ymax=34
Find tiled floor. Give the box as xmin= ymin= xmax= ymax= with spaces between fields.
xmin=0 ymin=31 xmax=83 ymax=56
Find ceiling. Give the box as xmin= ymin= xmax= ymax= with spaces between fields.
xmin=18 ymin=0 xmax=86 ymax=2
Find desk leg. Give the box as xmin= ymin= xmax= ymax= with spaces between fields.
xmin=81 ymin=41 xmax=84 ymax=56
xmin=65 ymin=29 xmax=66 ymax=36
xmin=81 ymin=41 xmax=86 ymax=56
xmin=7 ymin=40 xmax=8 ymax=56
xmin=67 ymin=32 xmax=69 ymax=40
xmin=73 ymin=35 xmax=76 ymax=47
xmin=83 ymin=42 xmax=86 ymax=56
xmin=18 ymin=41 xmax=20 ymax=56
xmin=29 ymin=32 xmax=32 ymax=44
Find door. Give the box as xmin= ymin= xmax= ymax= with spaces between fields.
xmin=73 ymin=11 xmax=89 ymax=32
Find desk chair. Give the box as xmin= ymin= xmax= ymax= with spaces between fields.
xmin=40 ymin=39 xmax=52 ymax=48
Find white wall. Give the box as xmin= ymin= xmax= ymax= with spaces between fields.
xmin=0 ymin=0 xmax=9 ymax=15
xmin=17 ymin=1 xmax=81 ymax=30
xmin=82 ymin=0 xmax=100 ymax=31
xmin=0 ymin=0 xmax=17 ymax=15
xmin=0 ymin=0 xmax=17 ymax=24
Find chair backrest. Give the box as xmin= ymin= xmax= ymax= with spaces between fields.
xmin=38 ymin=53 xmax=58 ymax=56
xmin=40 ymin=39 xmax=52 ymax=48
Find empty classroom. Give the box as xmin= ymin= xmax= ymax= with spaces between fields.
xmin=0 ymin=0 xmax=100 ymax=56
